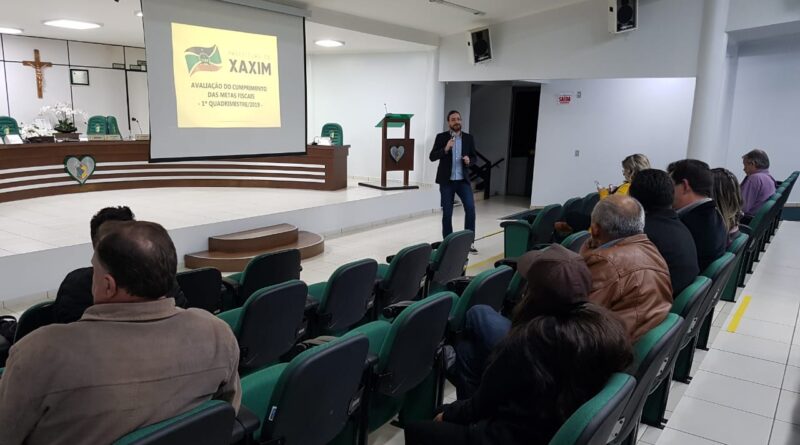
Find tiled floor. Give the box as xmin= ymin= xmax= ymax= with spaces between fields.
xmin=653 ymin=221 xmax=800 ymax=445
xmin=6 ymin=189 xmax=800 ymax=445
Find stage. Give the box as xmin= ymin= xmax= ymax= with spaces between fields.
xmin=0 ymin=180 xmax=440 ymax=302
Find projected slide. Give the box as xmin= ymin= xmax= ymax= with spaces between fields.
xmin=171 ymin=23 xmax=281 ymax=128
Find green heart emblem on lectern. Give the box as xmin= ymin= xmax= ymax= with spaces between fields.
xmin=390 ymin=145 xmax=405 ymax=162
xmin=64 ymin=156 xmax=96 ymax=185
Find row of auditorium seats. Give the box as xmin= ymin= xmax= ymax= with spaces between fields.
xmin=3 ymin=173 xmax=797 ymax=444
xmin=0 ymin=115 xmax=122 ymax=136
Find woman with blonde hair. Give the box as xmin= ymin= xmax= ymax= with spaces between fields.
xmin=599 ymin=154 xmax=651 ymax=198
xmin=711 ymin=167 xmax=744 ymax=245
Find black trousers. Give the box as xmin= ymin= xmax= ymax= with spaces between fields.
xmin=404 ymin=420 xmax=481 ymax=445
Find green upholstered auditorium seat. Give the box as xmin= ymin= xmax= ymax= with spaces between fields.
xmin=240 ymin=333 xmax=369 ymax=444
xmin=87 ymin=115 xmax=108 ymax=135
xmin=645 ymin=276 xmax=711 ymax=425
xmin=0 ymin=116 xmax=20 ymax=136
xmin=501 ymin=203 xmax=562 ymax=258
xmin=447 ymin=265 xmax=513 ymax=334
xmin=321 ymin=122 xmax=343 ymax=146
xmin=349 ymin=292 xmax=454 ymax=433
xmin=548 ymin=373 xmax=636 ymax=445
xmin=611 ymin=314 xmax=684 ymax=444
xmin=695 ymin=253 xmax=737 ymax=351
xmin=306 ymin=258 xmax=378 ymax=336
xmin=106 ymin=116 xmax=121 ymax=135
xmin=176 ymin=267 xmax=223 ymax=314
xmin=13 ymin=301 xmax=54 ymax=343
xmin=425 ymin=230 xmax=474 ymax=295
xmin=223 ymin=249 xmax=301 ymax=308
xmin=217 ymin=280 xmax=307 ymax=375
xmin=374 ymin=243 xmax=432 ymax=318
xmin=112 ymin=400 xmax=236 ymax=445
xmin=721 ymin=232 xmax=749 ymax=302
xmin=561 ymin=230 xmax=590 ymax=253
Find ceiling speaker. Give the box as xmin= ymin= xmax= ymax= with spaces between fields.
xmin=467 ymin=28 xmax=492 ymax=64
xmin=608 ymin=0 xmax=637 ymax=34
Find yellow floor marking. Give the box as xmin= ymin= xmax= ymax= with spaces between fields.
xmin=726 ymin=295 xmax=752 ymax=332
xmin=466 ymin=253 xmax=504 ymax=271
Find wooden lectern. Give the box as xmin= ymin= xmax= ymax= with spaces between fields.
xmin=358 ymin=113 xmax=419 ymax=190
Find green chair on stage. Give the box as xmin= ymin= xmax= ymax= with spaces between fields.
xmin=0 ymin=116 xmax=20 ymax=136
xmin=87 ymin=115 xmax=108 ymax=135
xmin=106 ymin=116 xmax=121 ymax=135
xmin=321 ymin=123 xmax=343 ymax=146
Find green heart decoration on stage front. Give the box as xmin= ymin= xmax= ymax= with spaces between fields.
xmin=64 ymin=155 xmax=96 ymax=185
xmin=390 ymin=145 xmax=405 ymax=163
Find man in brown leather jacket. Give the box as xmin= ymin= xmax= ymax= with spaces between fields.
xmin=580 ymin=194 xmax=673 ymax=341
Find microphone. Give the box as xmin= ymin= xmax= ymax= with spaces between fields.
xmin=131 ymin=117 xmax=143 ymax=135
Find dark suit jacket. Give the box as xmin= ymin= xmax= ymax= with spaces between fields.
xmin=679 ymin=200 xmax=727 ymax=272
xmin=53 ymin=267 xmax=189 ymax=323
xmin=644 ymin=208 xmax=700 ymax=294
xmin=429 ymin=131 xmax=477 ymax=184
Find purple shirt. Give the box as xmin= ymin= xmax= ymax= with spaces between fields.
xmin=741 ymin=169 xmax=776 ymax=216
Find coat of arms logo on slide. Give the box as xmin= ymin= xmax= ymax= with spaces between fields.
xmin=184 ymin=45 xmax=222 ymax=76
xmin=64 ymin=156 xmax=96 ymax=185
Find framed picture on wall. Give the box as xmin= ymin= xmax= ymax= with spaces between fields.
xmin=70 ymin=69 xmax=89 ymax=86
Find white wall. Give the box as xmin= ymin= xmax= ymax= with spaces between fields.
xmin=727 ymin=0 xmax=800 ymax=32
xmin=438 ymin=0 xmax=704 ymax=82
xmin=725 ymin=34 xmax=800 ymax=202
xmin=443 ymin=82 xmax=471 ymax=133
xmin=0 ymin=34 xmax=145 ymax=137
xmin=531 ymin=78 xmax=696 ymax=207
xmin=468 ymin=84 xmax=512 ymax=196
xmin=307 ymin=51 xmax=444 ymax=184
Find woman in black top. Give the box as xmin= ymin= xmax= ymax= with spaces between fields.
xmin=405 ymin=244 xmax=633 ymax=445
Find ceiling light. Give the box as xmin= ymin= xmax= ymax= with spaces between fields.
xmin=0 ymin=27 xmax=23 ymax=34
xmin=428 ymin=0 xmax=486 ymax=16
xmin=43 ymin=19 xmax=102 ymax=30
xmin=135 ymin=10 xmax=144 ymax=17
xmin=315 ymin=39 xmax=345 ymax=48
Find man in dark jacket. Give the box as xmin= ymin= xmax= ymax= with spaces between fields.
xmin=430 ymin=110 xmax=477 ymax=251
xmin=629 ymin=169 xmax=700 ymax=294
xmin=668 ymin=159 xmax=727 ymax=271
xmin=54 ymin=206 xmax=186 ymax=323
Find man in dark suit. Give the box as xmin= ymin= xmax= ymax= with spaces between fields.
xmin=667 ymin=159 xmax=727 ymax=271
xmin=429 ymin=110 xmax=477 ymax=251
xmin=629 ymin=169 xmax=700 ymax=294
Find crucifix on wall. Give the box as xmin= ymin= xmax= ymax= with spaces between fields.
xmin=22 ymin=49 xmax=53 ymax=99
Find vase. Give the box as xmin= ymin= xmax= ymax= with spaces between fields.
xmin=55 ymin=132 xmax=80 ymax=141
xmin=26 ymin=136 xmax=56 ymax=143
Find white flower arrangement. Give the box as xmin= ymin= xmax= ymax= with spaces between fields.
xmin=19 ymin=122 xmax=55 ymax=140
xmin=39 ymin=102 xmax=88 ymax=133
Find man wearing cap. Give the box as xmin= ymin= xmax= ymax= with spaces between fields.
xmin=449 ymin=243 xmax=605 ymax=399
xmin=580 ymin=194 xmax=673 ymax=341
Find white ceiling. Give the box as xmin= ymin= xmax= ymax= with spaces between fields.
xmin=0 ymin=0 xmax=583 ymax=50
xmin=1 ymin=0 xmax=146 ymax=47
xmin=306 ymin=22 xmax=434 ymax=54
xmin=303 ymin=0 xmax=585 ymax=37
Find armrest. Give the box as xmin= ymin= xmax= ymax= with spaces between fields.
xmin=304 ymin=297 xmax=320 ymax=313
xmin=445 ymin=276 xmax=472 ymax=295
xmin=230 ymin=404 xmax=261 ymax=444
xmin=531 ymin=243 xmax=552 ymax=251
xmin=365 ymin=353 xmax=379 ymax=369
xmin=739 ymin=224 xmax=753 ymax=235
xmin=430 ymin=241 xmax=442 ymax=250
xmin=381 ymin=301 xmax=415 ymax=320
xmin=385 ymin=254 xmax=395 ymax=264
xmin=494 ymin=258 xmax=518 ymax=270
xmin=221 ymin=277 xmax=240 ymax=295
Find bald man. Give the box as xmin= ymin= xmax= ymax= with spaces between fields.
xmin=580 ymin=195 xmax=673 ymax=341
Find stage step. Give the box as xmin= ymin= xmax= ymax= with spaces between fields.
xmin=185 ymin=227 xmax=324 ymax=272
xmin=209 ymin=223 xmax=298 ymax=253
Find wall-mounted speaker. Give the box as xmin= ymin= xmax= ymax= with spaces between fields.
xmin=467 ymin=28 xmax=492 ymax=64
xmin=608 ymin=0 xmax=637 ymax=34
